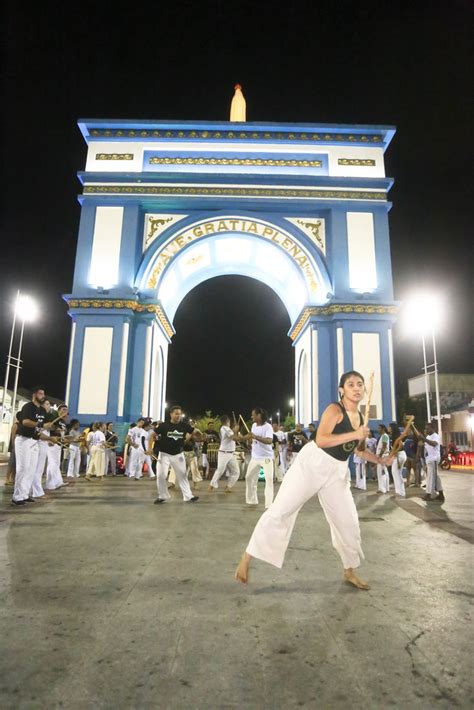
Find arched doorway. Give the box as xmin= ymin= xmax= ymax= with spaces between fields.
xmin=166 ymin=275 xmax=293 ymax=416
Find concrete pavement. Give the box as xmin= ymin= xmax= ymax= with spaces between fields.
xmin=0 ymin=469 xmax=473 ymax=709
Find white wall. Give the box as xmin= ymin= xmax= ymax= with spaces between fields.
xmin=346 ymin=212 xmax=377 ymax=291
xmin=89 ymin=207 xmax=124 ymax=288
xmin=295 ymin=327 xmax=312 ymax=425
xmin=311 ymin=328 xmax=319 ymax=421
xmin=117 ymin=322 xmax=129 ymax=418
xmin=78 ymin=327 xmax=114 ymax=414
xmin=352 ymin=332 xmax=382 ymax=419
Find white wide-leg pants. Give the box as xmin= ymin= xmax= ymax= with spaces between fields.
xmin=377 ymin=462 xmax=390 ymax=493
xmin=87 ymin=446 xmax=105 ymax=478
xmin=426 ymin=460 xmax=443 ymax=494
xmin=355 ymin=462 xmax=367 ymax=490
xmin=391 ymin=451 xmax=407 ymax=496
xmin=46 ymin=445 xmax=64 ymax=490
xmin=185 ymin=452 xmax=202 ymax=483
xmin=67 ymin=446 xmax=81 ymax=477
xmin=246 ymin=458 xmax=274 ymax=508
xmin=143 ymin=453 xmax=155 ymax=478
xmin=13 ymin=436 xmax=39 ymax=502
xmin=210 ymin=452 xmax=240 ymax=489
xmin=129 ymin=447 xmax=145 ymax=479
xmin=274 ymin=454 xmax=284 ymax=482
xmin=105 ymin=448 xmax=116 ymax=476
xmin=246 ymin=442 xmax=364 ymax=570
xmin=31 ymin=440 xmax=49 ymax=497
xmin=156 ymin=452 xmax=194 ymax=501
xmin=202 ymin=453 xmax=210 ymax=478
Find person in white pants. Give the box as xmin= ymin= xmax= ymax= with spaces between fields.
xmin=86 ymin=423 xmax=106 ymax=479
xmin=388 ymin=422 xmax=407 ymax=497
xmin=354 ymin=451 xmax=367 ymax=490
xmin=235 ymin=371 xmax=394 ymax=590
xmin=376 ymin=425 xmax=390 ymax=493
xmin=12 ymin=387 xmax=59 ymax=506
xmin=104 ymin=422 xmax=118 ymax=476
xmin=45 ymin=404 xmax=69 ymax=491
xmin=29 ymin=398 xmax=53 ymax=498
xmin=245 ymin=408 xmax=274 ymax=509
xmin=67 ymin=419 xmax=82 ymax=478
xmin=272 ymin=422 xmax=285 ymax=482
xmin=418 ymin=422 xmax=444 ymax=502
xmin=140 ymin=420 xmax=155 ymax=478
xmin=201 ymin=423 xmax=219 ymax=479
xmin=127 ymin=419 xmax=145 ymax=480
xmin=278 ymin=425 xmax=288 ymax=475
xmin=153 ymin=406 xmax=201 ymax=504
xmin=209 ymin=415 xmax=246 ymax=492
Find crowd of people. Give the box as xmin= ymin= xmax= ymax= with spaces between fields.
xmin=4 ymin=373 xmax=448 ymax=593
xmin=5 ymin=385 xmax=444 ymax=508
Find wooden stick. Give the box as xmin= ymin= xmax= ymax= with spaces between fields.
xmin=389 ymin=415 xmax=415 ymax=457
xmin=239 ymin=414 xmax=250 ymax=433
xmin=363 ymin=371 xmax=375 ymax=428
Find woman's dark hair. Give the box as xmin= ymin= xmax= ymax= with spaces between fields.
xmin=388 ymin=422 xmax=400 ymax=438
xmin=252 ymin=407 xmax=268 ymax=423
xmin=379 ymin=424 xmax=388 ymax=433
xmin=338 ymin=370 xmax=365 ymax=389
xmin=69 ymin=419 xmax=79 ymax=429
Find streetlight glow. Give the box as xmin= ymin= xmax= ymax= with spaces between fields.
xmin=15 ymin=295 xmax=39 ymax=323
xmin=403 ymin=291 xmax=443 ymax=335
xmin=289 ymin=398 xmax=294 ymax=407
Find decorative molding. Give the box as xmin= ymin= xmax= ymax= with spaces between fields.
xmin=95 ymin=153 xmax=134 ymax=160
xmin=143 ymin=214 xmax=188 ymax=250
xmin=338 ymin=158 xmax=376 ymax=166
xmin=89 ymin=128 xmax=383 ymax=144
xmin=289 ymin=304 xmax=398 ymax=341
xmin=66 ymin=299 xmax=174 ymax=338
xmin=285 ymin=217 xmax=326 ymax=254
xmin=83 ymin=185 xmax=386 ymax=201
xmin=148 ymin=156 xmax=323 ymax=168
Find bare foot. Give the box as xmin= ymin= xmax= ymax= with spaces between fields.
xmin=344 ymin=568 xmax=370 ymax=590
xmin=208 ymin=485 xmax=216 ymax=492
xmin=225 ymin=486 xmax=233 ymax=493
xmin=235 ymin=552 xmax=251 ymax=585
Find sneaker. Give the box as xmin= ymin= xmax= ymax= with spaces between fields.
xmin=11 ymin=499 xmax=27 ymax=506
xmin=187 ymin=496 xmax=199 ymax=503
xmin=154 ymin=498 xmax=166 ymax=504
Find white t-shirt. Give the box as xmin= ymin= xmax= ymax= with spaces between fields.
xmin=376 ymin=433 xmax=389 ymax=456
xmin=424 ymin=432 xmax=440 ymax=462
xmin=251 ymin=422 xmax=274 ymax=459
xmin=69 ymin=429 xmax=81 ymax=448
xmin=275 ymin=430 xmax=287 ymax=446
xmin=219 ymin=425 xmax=236 ymax=453
xmin=129 ymin=426 xmax=143 ymax=448
xmin=91 ymin=431 xmax=105 ymax=447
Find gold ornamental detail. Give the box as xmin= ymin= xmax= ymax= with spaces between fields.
xmin=89 ymin=128 xmax=383 ymax=144
xmin=95 ymin=153 xmax=134 ymax=160
xmin=296 ymin=220 xmax=324 ymax=251
xmin=338 ymin=158 xmax=376 ymax=166
xmin=148 ymin=156 xmax=323 ymax=168
xmin=289 ymin=304 xmax=398 ymax=341
xmin=67 ymin=299 xmax=173 ymax=338
xmin=83 ymin=185 xmax=386 ymax=201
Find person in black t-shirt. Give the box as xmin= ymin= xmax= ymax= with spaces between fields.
xmin=287 ymin=424 xmax=309 ymax=457
xmin=12 ymin=386 xmax=60 ymax=505
xmin=153 ymin=405 xmax=203 ymax=504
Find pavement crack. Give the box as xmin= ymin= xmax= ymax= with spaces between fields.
xmin=404 ymin=629 xmax=460 ymax=706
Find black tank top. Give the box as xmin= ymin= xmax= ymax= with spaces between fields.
xmin=321 ymin=402 xmax=363 ymax=461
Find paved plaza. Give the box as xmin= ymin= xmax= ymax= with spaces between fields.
xmin=0 ymin=468 xmax=473 ymax=709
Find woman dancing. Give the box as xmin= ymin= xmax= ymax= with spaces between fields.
xmin=235 ymin=371 xmax=393 ymax=590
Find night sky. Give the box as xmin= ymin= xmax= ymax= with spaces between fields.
xmin=1 ymin=1 xmax=472 ymax=418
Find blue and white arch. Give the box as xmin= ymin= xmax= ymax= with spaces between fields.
xmin=64 ymin=118 xmax=398 ymax=426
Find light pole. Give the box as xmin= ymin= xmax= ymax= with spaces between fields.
xmin=0 ymin=294 xmax=38 ymax=447
xmin=406 ymin=293 xmax=442 ymax=442
xmin=0 ymin=291 xmax=20 ymax=431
